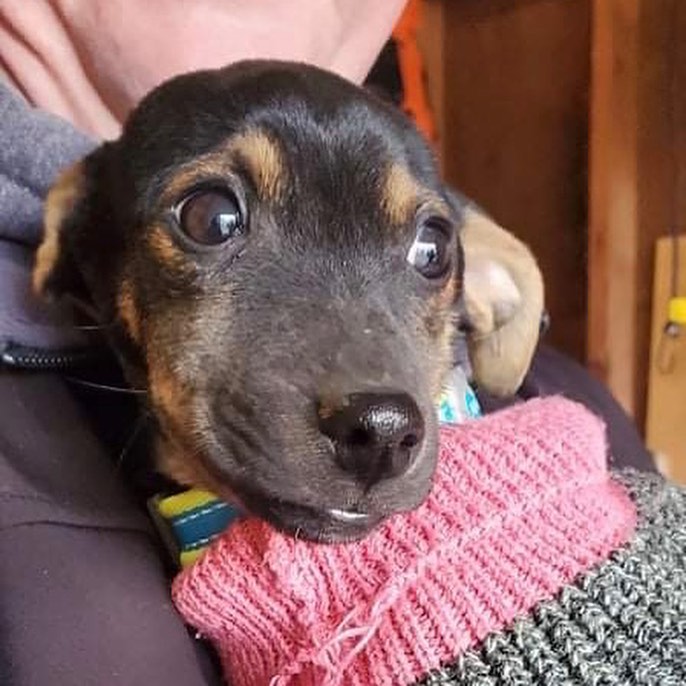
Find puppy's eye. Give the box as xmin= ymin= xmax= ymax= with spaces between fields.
xmin=407 ymin=219 xmax=451 ymax=279
xmin=176 ymin=189 xmax=245 ymax=246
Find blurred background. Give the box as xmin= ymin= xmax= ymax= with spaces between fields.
xmin=368 ymin=0 xmax=686 ymax=481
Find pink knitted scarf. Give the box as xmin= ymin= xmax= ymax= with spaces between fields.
xmin=173 ymin=397 xmax=636 ymax=686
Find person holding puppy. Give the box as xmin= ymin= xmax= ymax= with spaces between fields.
xmin=0 ymin=2 xmax=660 ymax=686
xmin=0 ymin=4 xmax=405 ymax=685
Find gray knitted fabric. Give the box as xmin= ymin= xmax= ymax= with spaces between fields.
xmin=417 ymin=469 xmax=686 ymax=686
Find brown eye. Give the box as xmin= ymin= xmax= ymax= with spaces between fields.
xmin=176 ymin=189 xmax=245 ymax=246
xmin=407 ymin=219 xmax=451 ymax=279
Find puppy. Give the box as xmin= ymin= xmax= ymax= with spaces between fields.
xmin=34 ymin=61 xmax=544 ymax=543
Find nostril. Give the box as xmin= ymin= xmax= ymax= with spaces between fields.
xmin=318 ymin=391 xmax=425 ymax=485
xmin=400 ymin=433 xmax=420 ymax=449
xmin=347 ymin=427 xmax=373 ymax=448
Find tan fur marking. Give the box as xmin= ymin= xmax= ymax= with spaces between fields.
xmin=231 ymin=131 xmax=285 ymax=201
xmin=155 ymin=434 xmax=205 ymax=488
xmin=148 ymin=225 xmax=185 ymax=266
xmin=33 ymin=162 xmax=84 ymax=295
xmin=148 ymin=363 xmax=185 ymax=424
xmin=150 ymin=373 xmax=239 ymax=501
xmin=162 ymin=160 xmax=229 ymax=204
xmin=147 ymin=360 xmax=200 ymax=493
xmin=155 ymin=435 xmax=194 ymax=487
xmin=147 ymin=351 xmax=196 ymax=478
xmin=156 ymin=434 xmax=241 ymax=507
xmin=117 ymin=279 xmax=142 ymax=344
xmin=428 ymin=278 xmax=458 ymax=398
xmin=161 ymin=130 xmax=285 ymax=206
xmin=382 ymin=163 xmax=423 ymax=224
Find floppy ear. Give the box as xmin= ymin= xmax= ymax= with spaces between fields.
xmin=33 ymin=141 xmax=119 ymax=313
xmin=33 ymin=160 xmax=92 ymax=305
xmin=459 ymin=205 xmax=545 ymax=396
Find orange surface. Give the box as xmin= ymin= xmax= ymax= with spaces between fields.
xmin=392 ymin=0 xmax=436 ymax=142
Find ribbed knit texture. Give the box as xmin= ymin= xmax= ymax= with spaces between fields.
xmin=173 ymin=398 xmax=636 ymax=686
xmin=418 ymin=470 xmax=686 ymax=685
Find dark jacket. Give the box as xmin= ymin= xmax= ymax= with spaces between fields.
xmin=0 ymin=81 xmax=653 ymax=686
xmin=0 ymin=83 xmax=220 ymax=686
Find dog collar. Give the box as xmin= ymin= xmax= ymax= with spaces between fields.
xmin=437 ymin=365 xmax=481 ymax=424
xmin=148 ymin=489 xmax=241 ymax=568
xmin=150 ymin=367 xmax=481 ymax=568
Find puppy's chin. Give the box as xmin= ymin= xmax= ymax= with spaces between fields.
xmin=241 ymin=494 xmax=387 ymax=543
xmin=157 ymin=422 xmax=438 ymax=543
xmin=157 ymin=449 xmax=388 ymax=541
xmin=236 ymin=478 xmax=434 ymax=543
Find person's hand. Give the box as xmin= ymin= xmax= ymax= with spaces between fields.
xmin=0 ymin=0 xmax=406 ymax=139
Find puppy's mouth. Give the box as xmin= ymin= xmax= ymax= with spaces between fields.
xmin=240 ymin=491 xmax=385 ymax=543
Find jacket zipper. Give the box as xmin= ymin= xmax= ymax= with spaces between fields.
xmin=1 ymin=342 xmax=105 ymax=371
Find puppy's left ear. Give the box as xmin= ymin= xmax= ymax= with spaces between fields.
xmin=33 ymin=141 xmax=116 ymax=313
xmin=33 ymin=160 xmax=91 ymax=304
xmin=453 ymin=197 xmax=545 ymax=396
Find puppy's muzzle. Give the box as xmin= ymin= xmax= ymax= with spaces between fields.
xmin=318 ymin=391 xmax=425 ymax=486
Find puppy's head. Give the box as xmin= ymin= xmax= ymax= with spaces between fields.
xmin=35 ymin=61 xmax=543 ymax=542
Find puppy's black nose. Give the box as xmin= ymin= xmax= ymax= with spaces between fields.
xmin=318 ymin=392 xmax=425 ymax=485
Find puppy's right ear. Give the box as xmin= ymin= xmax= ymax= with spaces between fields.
xmin=33 ymin=157 xmax=95 ymax=305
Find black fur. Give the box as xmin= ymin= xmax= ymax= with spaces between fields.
xmin=47 ymin=61 xmax=467 ymax=542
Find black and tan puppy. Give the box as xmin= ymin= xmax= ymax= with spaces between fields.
xmin=34 ymin=61 xmax=543 ymax=543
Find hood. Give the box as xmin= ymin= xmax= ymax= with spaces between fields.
xmin=0 ymin=81 xmax=97 ymax=365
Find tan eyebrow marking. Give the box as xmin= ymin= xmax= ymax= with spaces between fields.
xmin=230 ymin=130 xmax=285 ymax=201
xmin=382 ymin=162 xmax=423 ymax=225
xmin=161 ymin=129 xmax=286 ymax=206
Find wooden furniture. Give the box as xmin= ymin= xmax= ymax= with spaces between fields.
xmin=645 ymin=237 xmax=686 ymax=483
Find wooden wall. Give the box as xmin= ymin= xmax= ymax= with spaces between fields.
xmin=588 ymin=0 xmax=686 ymax=424
xmin=422 ymin=0 xmax=686 ymax=427
xmin=423 ymin=0 xmax=591 ymax=361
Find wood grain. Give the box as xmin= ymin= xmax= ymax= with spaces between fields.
xmin=438 ymin=0 xmax=591 ymax=361
xmin=421 ymin=0 xmax=686 ymax=422
xmin=588 ymin=0 xmax=686 ymax=423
